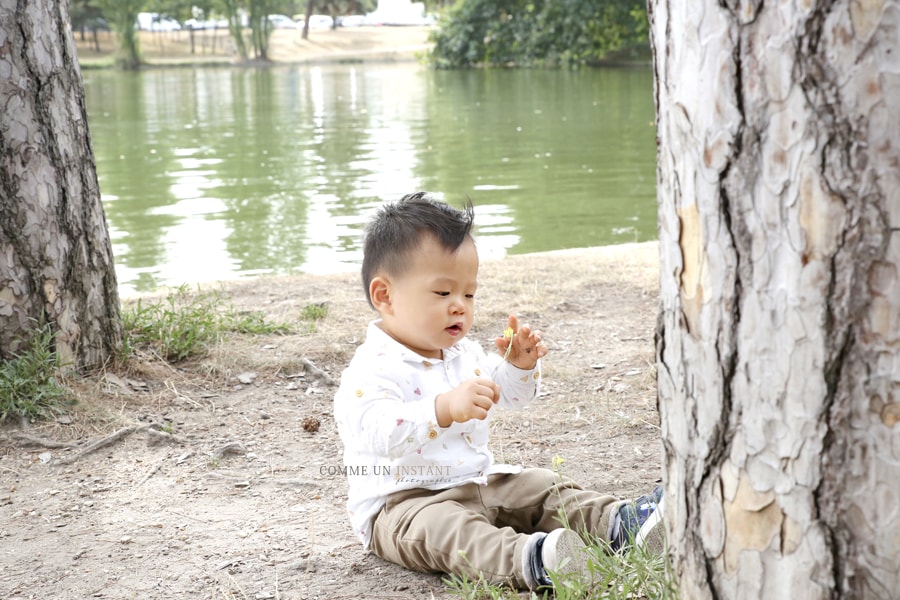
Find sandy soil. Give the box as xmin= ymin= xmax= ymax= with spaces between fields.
xmin=0 ymin=242 xmax=663 ymax=599
xmin=74 ymin=25 xmax=435 ymax=67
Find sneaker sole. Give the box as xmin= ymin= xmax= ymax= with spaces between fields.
xmin=542 ymin=528 xmax=590 ymax=581
xmin=635 ymin=496 xmax=666 ymax=555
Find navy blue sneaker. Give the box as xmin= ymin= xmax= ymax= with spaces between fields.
xmin=610 ymin=485 xmax=665 ymax=554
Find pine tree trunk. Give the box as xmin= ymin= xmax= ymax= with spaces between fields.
xmin=0 ymin=0 xmax=122 ymax=371
xmin=650 ymin=0 xmax=900 ymax=597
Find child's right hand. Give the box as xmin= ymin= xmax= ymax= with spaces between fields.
xmin=435 ymin=378 xmax=500 ymax=427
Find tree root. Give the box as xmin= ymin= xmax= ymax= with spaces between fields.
xmin=11 ymin=422 xmax=187 ymax=465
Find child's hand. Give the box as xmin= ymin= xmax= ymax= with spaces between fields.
xmin=495 ymin=315 xmax=547 ymax=370
xmin=435 ymin=378 xmax=500 ymax=427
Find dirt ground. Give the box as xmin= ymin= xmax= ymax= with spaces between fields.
xmin=73 ymin=25 xmax=436 ymax=67
xmin=0 ymin=242 xmax=663 ymax=599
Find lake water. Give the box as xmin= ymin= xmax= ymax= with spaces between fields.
xmin=82 ymin=63 xmax=657 ymax=295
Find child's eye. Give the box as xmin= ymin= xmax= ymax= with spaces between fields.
xmin=435 ymin=291 xmax=450 ymax=297
xmin=465 ymin=294 xmax=475 ymax=299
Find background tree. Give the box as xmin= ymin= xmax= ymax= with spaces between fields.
xmin=650 ymin=0 xmax=899 ymax=597
xmin=156 ymin=0 xmax=211 ymax=54
xmin=216 ymin=0 xmax=249 ymax=60
xmin=94 ymin=0 xmax=145 ymax=69
xmin=69 ymin=0 xmax=108 ymax=52
xmin=430 ymin=0 xmax=648 ymax=68
xmin=301 ymin=0 xmax=314 ymax=39
xmin=0 ymin=0 xmax=122 ymax=371
xmin=247 ymin=0 xmax=278 ymax=60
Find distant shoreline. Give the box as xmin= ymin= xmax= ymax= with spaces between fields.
xmin=74 ymin=26 xmax=435 ymax=70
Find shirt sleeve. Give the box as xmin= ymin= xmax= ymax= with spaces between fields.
xmin=469 ymin=339 xmax=542 ymax=408
xmin=334 ymin=365 xmax=442 ymax=460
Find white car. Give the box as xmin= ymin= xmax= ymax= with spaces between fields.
xmin=184 ymin=18 xmax=229 ymax=30
xmin=136 ymin=12 xmax=181 ymax=31
xmin=337 ymin=15 xmax=365 ymax=27
xmin=267 ymin=14 xmax=298 ymax=29
xmin=307 ymin=14 xmax=334 ymax=29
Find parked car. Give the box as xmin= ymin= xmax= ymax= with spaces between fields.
xmin=336 ymin=15 xmax=365 ymax=27
xmin=136 ymin=12 xmax=181 ymax=32
xmin=184 ymin=18 xmax=229 ymax=30
xmin=307 ymin=14 xmax=334 ymax=29
xmin=267 ymin=14 xmax=297 ymax=29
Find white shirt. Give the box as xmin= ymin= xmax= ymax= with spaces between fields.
xmin=333 ymin=320 xmax=542 ymax=547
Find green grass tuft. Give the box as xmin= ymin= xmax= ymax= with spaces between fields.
xmin=445 ymin=538 xmax=677 ymax=599
xmin=226 ymin=308 xmax=293 ymax=335
xmin=299 ymin=302 xmax=328 ymax=322
xmin=121 ymin=285 xmax=295 ymax=362
xmin=0 ymin=322 xmax=72 ymax=423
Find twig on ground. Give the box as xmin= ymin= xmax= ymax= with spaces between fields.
xmin=57 ymin=425 xmax=151 ymax=465
xmin=272 ymin=478 xmax=321 ymax=488
xmin=165 ymin=380 xmax=210 ymax=410
xmin=301 ymin=358 xmax=337 ymax=386
xmin=206 ymin=472 xmax=250 ymax=482
xmin=9 ymin=432 xmax=77 ymax=449
xmin=146 ymin=427 xmax=187 ymax=445
xmin=135 ymin=461 xmax=164 ymax=487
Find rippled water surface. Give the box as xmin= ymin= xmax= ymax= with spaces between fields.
xmin=83 ymin=64 xmax=657 ymax=295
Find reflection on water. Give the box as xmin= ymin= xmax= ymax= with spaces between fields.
xmin=83 ymin=64 xmax=656 ymax=295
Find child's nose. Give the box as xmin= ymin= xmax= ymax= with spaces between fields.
xmin=449 ymin=295 xmax=466 ymax=313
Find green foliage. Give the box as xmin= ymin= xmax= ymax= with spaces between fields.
xmin=299 ymin=302 xmax=328 ymax=322
xmin=580 ymin=538 xmax=678 ymax=599
xmin=444 ymin=536 xmax=677 ymax=599
xmin=247 ymin=0 xmax=280 ymax=60
xmin=0 ymin=323 xmax=72 ymax=423
xmin=313 ymin=0 xmax=377 ymax=18
xmin=216 ymin=0 xmax=249 ymax=59
xmin=430 ymin=0 xmax=649 ymax=68
xmin=94 ymin=0 xmax=145 ymax=68
xmin=121 ymin=285 xmax=292 ymax=362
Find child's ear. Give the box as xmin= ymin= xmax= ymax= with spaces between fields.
xmin=369 ymin=276 xmax=392 ymax=313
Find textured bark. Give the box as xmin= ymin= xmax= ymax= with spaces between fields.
xmin=650 ymin=0 xmax=899 ymax=598
xmin=0 ymin=0 xmax=122 ymax=370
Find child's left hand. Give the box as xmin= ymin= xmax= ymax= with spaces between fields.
xmin=494 ymin=315 xmax=548 ymax=370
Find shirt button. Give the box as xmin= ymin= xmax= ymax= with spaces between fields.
xmin=428 ymin=429 xmax=438 ymax=439
xmin=533 ymin=371 xmax=540 ymax=380
xmin=474 ymin=368 xmax=481 ymax=376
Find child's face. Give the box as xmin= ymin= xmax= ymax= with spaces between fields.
xmin=375 ymin=233 xmax=478 ymax=359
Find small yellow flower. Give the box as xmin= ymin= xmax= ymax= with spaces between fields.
xmin=552 ymin=454 xmax=566 ymax=470
xmin=503 ymin=326 xmax=515 ymax=360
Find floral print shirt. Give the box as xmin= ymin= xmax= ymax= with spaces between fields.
xmin=333 ymin=320 xmax=542 ymax=547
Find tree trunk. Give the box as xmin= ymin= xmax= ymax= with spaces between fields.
xmin=650 ymin=1 xmax=899 ymax=598
xmin=303 ymin=0 xmax=315 ymax=40
xmin=0 ymin=0 xmax=122 ymax=371
xmin=221 ymin=0 xmax=249 ymax=61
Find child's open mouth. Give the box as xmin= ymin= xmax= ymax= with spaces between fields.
xmin=445 ymin=324 xmax=462 ymax=336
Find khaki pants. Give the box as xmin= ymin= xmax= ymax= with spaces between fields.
xmin=369 ymin=468 xmax=618 ymax=589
